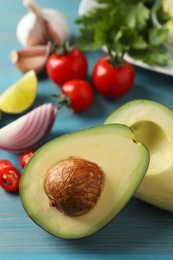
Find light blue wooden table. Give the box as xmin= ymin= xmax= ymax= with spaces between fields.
xmin=1 ymin=1 xmax=173 ymax=259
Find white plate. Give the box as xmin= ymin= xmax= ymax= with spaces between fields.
xmin=78 ymin=0 xmax=173 ymax=76
xmin=78 ymin=0 xmax=100 ymax=16
xmin=124 ymin=55 xmax=173 ymax=76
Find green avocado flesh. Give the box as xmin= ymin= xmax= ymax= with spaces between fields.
xmin=20 ymin=124 xmax=149 ymax=239
xmin=105 ymin=99 xmax=173 ymax=212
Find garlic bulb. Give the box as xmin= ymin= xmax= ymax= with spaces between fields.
xmin=16 ymin=0 xmax=69 ymax=47
xmin=10 ymin=43 xmax=51 ymax=73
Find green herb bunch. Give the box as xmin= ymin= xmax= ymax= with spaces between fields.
xmin=75 ymin=0 xmax=170 ymax=66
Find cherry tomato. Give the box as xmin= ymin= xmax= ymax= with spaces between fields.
xmin=0 ymin=166 xmax=21 ymax=192
xmin=92 ymin=56 xmax=135 ymax=98
xmin=0 ymin=160 xmax=13 ymax=170
xmin=61 ymin=80 xmax=94 ymax=113
xmin=19 ymin=150 xmax=36 ymax=168
xmin=46 ymin=48 xmax=88 ymax=86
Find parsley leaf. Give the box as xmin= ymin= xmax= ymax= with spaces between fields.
xmin=75 ymin=0 xmax=170 ymax=66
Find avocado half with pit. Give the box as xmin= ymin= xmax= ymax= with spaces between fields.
xmin=20 ymin=124 xmax=149 ymax=239
xmin=105 ymin=99 xmax=173 ymax=212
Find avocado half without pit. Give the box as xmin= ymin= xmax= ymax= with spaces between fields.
xmin=20 ymin=124 xmax=149 ymax=239
xmin=105 ymin=99 xmax=173 ymax=212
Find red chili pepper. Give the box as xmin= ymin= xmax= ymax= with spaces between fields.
xmin=0 ymin=166 xmax=21 ymax=192
xmin=0 ymin=159 xmax=13 ymax=170
xmin=19 ymin=150 xmax=36 ymax=168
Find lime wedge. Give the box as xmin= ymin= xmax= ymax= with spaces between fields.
xmin=0 ymin=70 xmax=38 ymax=114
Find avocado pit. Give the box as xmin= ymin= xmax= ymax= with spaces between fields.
xmin=44 ymin=157 xmax=104 ymax=216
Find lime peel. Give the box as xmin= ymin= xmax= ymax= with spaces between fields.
xmin=0 ymin=70 xmax=38 ymax=114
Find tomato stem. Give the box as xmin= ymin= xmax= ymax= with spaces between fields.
xmin=50 ymin=41 xmax=74 ymax=56
xmin=52 ymin=94 xmax=71 ymax=110
xmin=107 ymin=47 xmax=125 ymax=67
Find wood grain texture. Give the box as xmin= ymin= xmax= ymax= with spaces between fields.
xmin=1 ymin=0 xmax=173 ymax=259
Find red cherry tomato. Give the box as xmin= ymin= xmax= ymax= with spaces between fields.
xmin=92 ymin=56 xmax=135 ymax=98
xmin=0 ymin=160 xmax=13 ymax=170
xmin=61 ymin=80 xmax=94 ymax=113
xmin=0 ymin=166 xmax=21 ymax=192
xmin=19 ymin=150 xmax=36 ymax=168
xmin=46 ymin=48 xmax=88 ymax=86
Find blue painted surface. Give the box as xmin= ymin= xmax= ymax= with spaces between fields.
xmin=1 ymin=1 xmax=173 ymax=259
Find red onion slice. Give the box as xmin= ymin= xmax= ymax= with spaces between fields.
xmin=17 ymin=103 xmax=46 ymax=146
xmin=0 ymin=103 xmax=57 ymax=153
